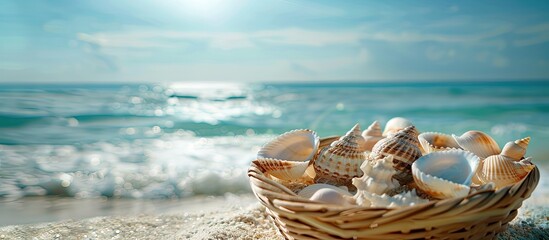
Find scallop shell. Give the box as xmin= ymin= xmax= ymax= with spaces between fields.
xmin=252 ymin=158 xmax=310 ymax=180
xmin=258 ymin=129 xmax=319 ymax=162
xmin=383 ymin=117 xmax=414 ymax=136
xmin=412 ymin=149 xmax=480 ymax=199
xmin=360 ymin=121 xmax=384 ymax=151
xmin=500 ymin=137 xmax=530 ymax=161
xmin=352 ymin=155 xmax=399 ymax=195
xmin=371 ymin=126 xmax=422 ymax=185
xmin=354 ymin=189 xmax=428 ymax=208
xmin=452 ymin=131 xmax=501 ymax=159
xmin=476 ymin=155 xmax=535 ymax=189
xmin=298 ymin=183 xmax=352 ymax=197
xmin=418 ymin=132 xmax=461 ymax=154
xmin=313 ymin=124 xmax=368 ymax=188
xmin=309 ymin=188 xmax=355 ymax=205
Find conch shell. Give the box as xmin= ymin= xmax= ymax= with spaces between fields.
xmin=418 ymin=132 xmax=461 ymax=154
xmin=354 ymin=189 xmax=428 ymax=208
xmin=383 ymin=117 xmax=414 ymax=136
xmin=360 ymin=120 xmax=384 ymax=152
xmin=371 ymin=126 xmax=422 ymax=185
xmin=452 ymin=131 xmax=501 ymax=159
xmin=254 ymin=129 xmax=319 ymax=180
xmin=352 ymin=155 xmax=399 ymax=195
xmin=412 ymin=149 xmax=480 ymax=199
xmin=314 ymin=124 xmax=368 ymax=188
xmin=476 ymin=137 xmax=534 ymax=189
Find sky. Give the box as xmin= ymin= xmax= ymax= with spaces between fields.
xmin=1 ymin=0 xmax=549 ymax=83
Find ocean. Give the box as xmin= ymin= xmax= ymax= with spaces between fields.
xmin=1 ymin=81 xmax=548 ymax=202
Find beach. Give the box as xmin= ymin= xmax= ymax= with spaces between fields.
xmin=0 ymin=193 xmax=547 ymax=240
xmin=1 ymin=82 xmax=548 ymax=239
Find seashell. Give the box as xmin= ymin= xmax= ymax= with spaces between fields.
xmin=255 ymin=129 xmax=319 ymax=180
xmin=412 ymin=149 xmax=480 ymax=199
xmin=354 ymin=189 xmax=428 ymax=208
xmin=476 ymin=155 xmax=535 ymax=189
xmin=500 ymin=137 xmax=530 ymax=161
xmin=360 ymin=121 xmax=384 ymax=151
xmin=383 ymin=117 xmax=414 ymax=136
xmin=298 ymin=184 xmax=352 ymax=199
xmin=418 ymin=132 xmax=461 ymax=154
xmin=309 ymin=188 xmax=355 ymax=205
xmin=352 ymin=155 xmax=399 ymax=195
xmin=452 ymin=131 xmax=501 ymax=159
xmin=258 ymin=129 xmax=319 ymax=162
xmin=314 ymin=124 xmax=368 ymax=188
xmin=252 ymin=158 xmax=310 ymax=180
xmin=371 ymin=126 xmax=422 ymax=185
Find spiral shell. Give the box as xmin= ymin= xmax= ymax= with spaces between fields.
xmin=360 ymin=120 xmax=384 ymax=152
xmin=418 ymin=132 xmax=461 ymax=154
xmin=254 ymin=129 xmax=319 ymax=180
xmin=412 ymin=149 xmax=480 ymax=199
xmin=352 ymin=155 xmax=399 ymax=195
xmin=383 ymin=117 xmax=414 ymax=136
xmin=452 ymin=131 xmax=501 ymax=159
xmin=476 ymin=155 xmax=535 ymax=189
xmin=314 ymin=124 xmax=368 ymax=188
xmin=371 ymin=126 xmax=422 ymax=185
xmin=500 ymin=137 xmax=530 ymax=161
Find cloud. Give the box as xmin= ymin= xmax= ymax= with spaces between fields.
xmin=513 ymin=23 xmax=549 ymax=47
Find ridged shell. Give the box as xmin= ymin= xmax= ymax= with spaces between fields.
xmin=309 ymin=188 xmax=355 ymax=205
xmin=314 ymin=124 xmax=368 ymax=188
xmin=418 ymin=132 xmax=461 ymax=154
xmin=252 ymin=158 xmax=310 ymax=180
xmin=476 ymin=155 xmax=535 ymax=189
xmin=371 ymin=126 xmax=422 ymax=185
xmin=452 ymin=131 xmax=501 ymax=159
xmin=412 ymin=149 xmax=480 ymax=199
xmin=360 ymin=121 xmax=384 ymax=151
xmin=352 ymin=155 xmax=399 ymax=195
xmin=383 ymin=117 xmax=414 ymax=136
xmin=254 ymin=129 xmax=319 ymax=180
xmin=258 ymin=129 xmax=319 ymax=162
xmin=354 ymin=189 xmax=428 ymax=208
xmin=500 ymin=137 xmax=530 ymax=161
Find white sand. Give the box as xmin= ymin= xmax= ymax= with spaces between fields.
xmin=1 ymin=167 xmax=548 ymax=240
xmin=0 ymin=196 xmax=546 ymax=240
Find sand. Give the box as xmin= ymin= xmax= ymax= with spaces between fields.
xmin=0 ymin=196 xmax=547 ymax=240
xmin=1 ymin=167 xmax=548 ymax=240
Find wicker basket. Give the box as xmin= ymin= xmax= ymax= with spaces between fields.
xmin=248 ymin=137 xmax=540 ymax=240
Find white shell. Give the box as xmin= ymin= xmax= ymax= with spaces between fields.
xmin=354 ymin=189 xmax=428 ymax=208
xmin=360 ymin=121 xmax=384 ymax=151
xmin=452 ymin=131 xmax=501 ymax=159
xmin=255 ymin=129 xmax=319 ymax=180
xmin=383 ymin=117 xmax=414 ymax=136
xmin=314 ymin=124 xmax=368 ymax=188
xmin=298 ymin=184 xmax=352 ymax=199
xmin=500 ymin=137 xmax=530 ymax=161
xmin=476 ymin=155 xmax=535 ymax=189
xmin=412 ymin=149 xmax=480 ymax=199
xmin=418 ymin=132 xmax=461 ymax=154
xmin=258 ymin=129 xmax=319 ymax=162
xmin=309 ymin=188 xmax=355 ymax=205
xmin=352 ymin=155 xmax=399 ymax=195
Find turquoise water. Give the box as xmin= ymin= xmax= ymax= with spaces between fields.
xmin=0 ymin=81 xmax=548 ymax=199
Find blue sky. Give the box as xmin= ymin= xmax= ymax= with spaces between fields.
xmin=1 ymin=0 xmax=549 ymax=83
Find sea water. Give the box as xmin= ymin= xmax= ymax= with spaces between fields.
xmin=0 ymin=81 xmax=548 ymax=200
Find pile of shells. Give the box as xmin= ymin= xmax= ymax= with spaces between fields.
xmin=253 ymin=117 xmax=536 ymax=208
